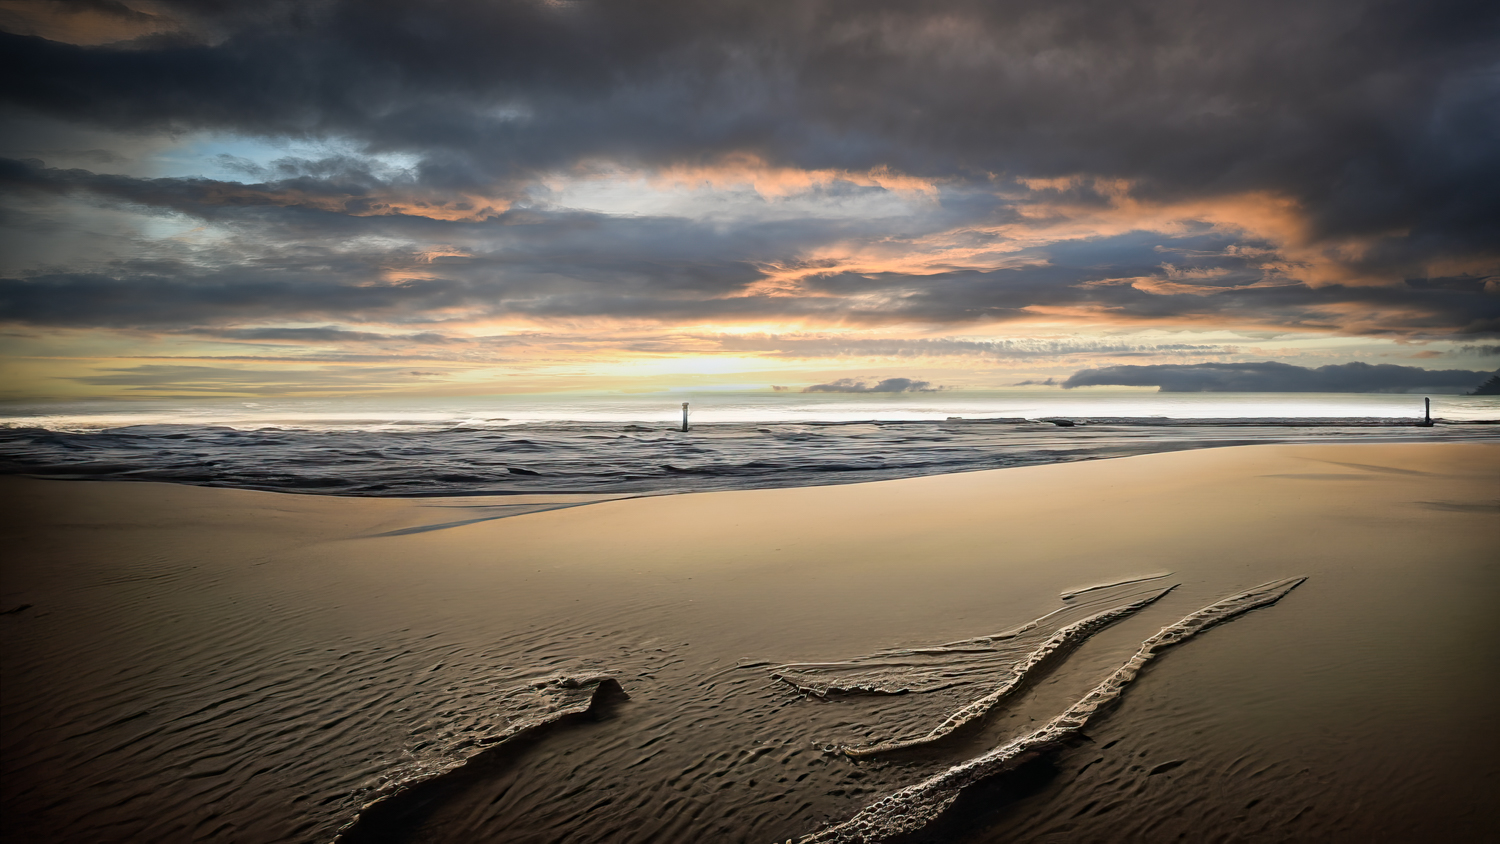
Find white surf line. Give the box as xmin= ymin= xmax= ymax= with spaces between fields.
xmin=842 ymin=586 xmax=1176 ymax=758
xmin=1060 ymin=571 xmax=1174 ymax=601
xmin=799 ymin=577 xmax=1307 ymax=844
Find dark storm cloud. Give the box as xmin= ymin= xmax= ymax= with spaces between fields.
xmin=0 ymin=155 xmax=508 ymax=219
xmin=803 ymin=377 xmax=938 ymax=393
xmin=0 ymin=0 xmax=173 ymax=44
xmin=1 ymin=0 xmax=1498 ymax=344
xmin=0 ymin=156 xmax=792 ymax=300
xmin=3 ymin=245 xmax=1497 ymax=336
xmin=0 ymin=269 xmax=473 ymax=328
xmin=768 ymin=264 xmax=1500 ymax=336
xmin=3 ymin=0 xmax=1497 ymax=262
xmin=3 ymin=155 xmax=1497 ymax=336
xmin=13 ymin=154 xmax=1491 ymax=337
xmin=1062 ymin=362 xmax=1496 ymax=393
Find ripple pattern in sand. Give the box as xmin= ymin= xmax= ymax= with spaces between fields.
xmin=2 ymin=568 xmax=1304 ymax=844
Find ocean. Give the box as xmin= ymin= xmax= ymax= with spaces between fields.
xmin=2 ymin=391 xmax=1496 ymax=496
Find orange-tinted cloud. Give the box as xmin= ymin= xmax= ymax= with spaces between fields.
xmin=0 ymin=0 xmax=180 ymax=46
xmin=641 ymin=153 xmax=941 ymax=198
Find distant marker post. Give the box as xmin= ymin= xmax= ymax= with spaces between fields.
xmin=1422 ymin=396 xmax=1432 ymax=426
xmin=682 ymin=402 xmax=690 ymax=432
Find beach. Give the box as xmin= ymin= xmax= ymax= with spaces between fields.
xmin=2 ymin=442 xmax=1497 ymax=842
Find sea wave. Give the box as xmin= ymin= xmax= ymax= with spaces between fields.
xmin=1 ymin=418 xmax=1494 ymax=496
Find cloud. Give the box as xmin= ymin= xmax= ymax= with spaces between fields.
xmin=3 ymin=0 xmax=1496 ymax=272
xmin=0 ymin=156 xmax=516 ymax=221
xmin=1 ymin=0 xmax=1498 ymax=400
xmin=714 ymin=334 xmax=1240 ymax=359
xmin=0 ymin=0 xmax=179 ymax=46
xmin=1 ymin=158 xmax=1497 ymax=339
xmin=181 ymin=326 xmax=460 ymax=344
xmin=1061 ymin=361 xmax=1496 ymax=393
xmin=66 ymin=363 xmax=442 ymax=394
xmin=803 ymin=377 xmax=939 ymax=393
xmin=3 ymin=244 xmax=1496 ymax=339
xmin=0 ymin=269 xmax=474 ymax=328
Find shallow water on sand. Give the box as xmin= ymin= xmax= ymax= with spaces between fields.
xmin=2 ymin=444 xmax=1497 ymax=842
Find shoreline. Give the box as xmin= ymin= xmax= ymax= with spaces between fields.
xmin=5 ymin=413 xmax=1497 ymax=435
xmin=3 ymin=443 xmax=1497 ymax=842
xmin=3 ymin=418 xmax=1497 ymax=500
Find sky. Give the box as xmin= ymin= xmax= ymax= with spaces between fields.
xmin=1 ymin=0 xmax=1497 ymax=400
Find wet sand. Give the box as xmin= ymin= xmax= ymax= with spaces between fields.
xmin=2 ymin=443 xmax=1496 ymax=842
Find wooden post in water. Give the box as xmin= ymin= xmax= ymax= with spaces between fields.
xmin=681 ymin=402 xmax=690 ymax=432
xmin=1422 ymin=396 xmax=1432 ymax=426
